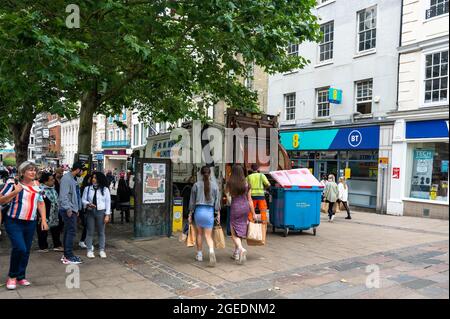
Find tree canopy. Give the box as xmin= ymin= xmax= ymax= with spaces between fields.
xmin=1 ymin=0 xmax=321 ymax=157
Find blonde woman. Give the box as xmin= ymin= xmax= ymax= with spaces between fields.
xmin=323 ymin=174 xmax=339 ymax=222
xmin=338 ymin=177 xmax=351 ymax=220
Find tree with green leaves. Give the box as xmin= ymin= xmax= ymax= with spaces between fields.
xmin=1 ymin=0 xmax=320 ymax=161
xmin=0 ymin=5 xmax=90 ymax=165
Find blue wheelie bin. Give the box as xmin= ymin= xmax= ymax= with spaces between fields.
xmin=269 ymin=169 xmax=324 ymax=237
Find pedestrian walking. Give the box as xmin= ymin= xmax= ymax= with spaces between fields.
xmin=246 ymin=164 xmax=270 ymax=223
xmin=323 ymin=174 xmax=339 ymax=222
xmin=58 ymin=162 xmax=84 ymax=265
xmin=338 ymin=177 xmax=352 ymax=220
xmin=78 ymin=173 xmax=92 ymax=249
xmin=106 ymin=170 xmax=114 ymax=188
xmin=188 ymin=166 xmax=221 ymax=267
xmin=0 ymin=161 xmax=48 ymax=290
xmin=117 ymin=177 xmax=131 ymax=223
xmin=82 ymin=172 xmax=111 ymax=259
xmin=226 ymin=165 xmax=256 ymax=265
xmin=37 ymin=172 xmax=63 ymax=252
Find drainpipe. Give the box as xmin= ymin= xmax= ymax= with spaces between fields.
xmin=395 ymin=0 xmax=404 ymax=111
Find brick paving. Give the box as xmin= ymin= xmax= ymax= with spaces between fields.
xmin=0 ymin=211 xmax=448 ymax=299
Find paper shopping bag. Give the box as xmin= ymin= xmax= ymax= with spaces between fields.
xmin=186 ymin=224 xmax=196 ymax=247
xmin=320 ymin=202 xmax=329 ymax=214
xmin=247 ymin=222 xmax=266 ymax=246
xmin=212 ymin=225 xmax=226 ymax=249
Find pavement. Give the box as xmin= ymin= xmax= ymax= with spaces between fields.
xmin=0 ymin=210 xmax=448 ymax=299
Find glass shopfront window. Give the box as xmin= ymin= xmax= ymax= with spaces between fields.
xmin=408 ymin=142 xmax=449 ymax=202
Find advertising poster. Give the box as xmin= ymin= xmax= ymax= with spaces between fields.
xmin=411 ymin=149 xmax=434 ymax=199
xmin=143 ymin=163 xmax=166 ymax=204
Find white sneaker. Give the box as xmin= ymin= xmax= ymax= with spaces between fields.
xmin=79 ymin=241 xmax=87 ymax=249
xmin=87 ymin=251 xmax=95 ymax=258
xmin=231 ymin=251 xmax=239 ymax=260
xmin=195 ymin=252 xmax=203 ymax=262
xmin=331 ymin=215 xmax=335 ymax=222
xmin=208 ymin=251 xmax=216 ymax=267
xmin=99 ymin=250 xmax=107 ymax=258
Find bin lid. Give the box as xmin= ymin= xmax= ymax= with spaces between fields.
xmin=269 ymin=168 xmax=323 ymax=188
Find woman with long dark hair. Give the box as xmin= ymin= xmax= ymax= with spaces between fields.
xmin=78 ymin=173 xmax=92 ymax=249
xmin=82 ymin=172 xmax=111 ymax=258
xmin=226 ymin=165 xmax=256 ymax=265
xmin=117 ymin=177 xmax=131 ymax=223
xmin=188 ymin=166 xmax=220 ymax=267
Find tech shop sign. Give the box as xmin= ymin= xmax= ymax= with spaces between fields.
xmin=280 ymin=126 xmax=380 ymax=151
xmin=406 ymin=119 xmax=449 ymax=139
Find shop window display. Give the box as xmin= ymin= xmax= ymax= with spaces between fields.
xmin=409 ymin=142 xmax=449 ymax=202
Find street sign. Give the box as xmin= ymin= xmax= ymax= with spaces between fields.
xmin=379 ymin=157 xmax=389 ymax=169
xmin=328 ymin=88 xmax=342 ymax=104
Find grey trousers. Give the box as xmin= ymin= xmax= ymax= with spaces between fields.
xmin=85 ymin=209 xmax=107 ymax=251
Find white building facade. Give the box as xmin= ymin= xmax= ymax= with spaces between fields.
xmin=60 ymin=117 xmax=80 ymax=168
xmin=387 ymin=0 xmax=449 ymax=219
xmin=267 ymin=0 xmax=402 ymax=210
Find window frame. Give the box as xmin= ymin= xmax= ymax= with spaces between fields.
xmin=421 ymin=48 xmax=449 ymax=108
xmin=244 ymin=62 xmax=255 ymax=90
xmin=355 ymin=79 xmax=373 ymax=115
xmin=287 ymin=43 xmax=299 ymax=57
xmin=318 ymin=21 xmax=334 ymax=63
xmin=425 ymin=0 xmax=449 ymax=19
xmin=316 ymin=87 xmax=331 ymax=118
xmin=133 ymin=124 xmax=139 ymax=146
xmin=356 ymin=6 xmax=377 ymax=54
xmin=284 ymin=93 xmax=296 ymax=121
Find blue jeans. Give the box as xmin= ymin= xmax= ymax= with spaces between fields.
xmin=60 ymin=209 xmax=78 ymax=258
xmin=5 ymin=217 xmax=37 ymax=280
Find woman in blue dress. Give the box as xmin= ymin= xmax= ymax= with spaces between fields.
xmin=188 ymin=166 xmax=220 ymax=267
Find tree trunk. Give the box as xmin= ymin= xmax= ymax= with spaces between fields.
xmin=9 ymin=121 xmax=33 ymax=168
xmin=77 ymin=89 xmax=98 ymax=156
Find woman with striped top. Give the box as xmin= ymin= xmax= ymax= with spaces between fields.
xmin=0 ymin=161 xmax=48 ymax=290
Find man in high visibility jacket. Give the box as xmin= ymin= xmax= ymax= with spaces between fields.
xmin=246 ymin=164 xmax=270 ymax=223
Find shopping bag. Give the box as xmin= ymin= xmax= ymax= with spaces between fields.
xmin=247 ymin=223 xmax=267 ymax=246
xmin=186 ymin=224 xmax=196 ymax=247
xmin=212 ymin=225 xmax=226 ymax=249
xmin=320 ymin=202 xmax=329 ymax=214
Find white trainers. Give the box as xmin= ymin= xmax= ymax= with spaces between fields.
xmin=231 ymin=250 xmax=239 ymax=260
xmin=195 ymin=252 xmax=203 ymax=262
xmin=208 ymin=251 xmax=216 ymax=267
xmin=87 ymin=251 xmax=95 ymax=258
xmin=99 ymin=250 xmax=107 ymax=258
xmin=331 ymin=215 xmax=335 ymax=222
xmin=237 ymin=248 xmax=247 ymax=265
xmin=79 ymin=241 xmax=87 ymax=249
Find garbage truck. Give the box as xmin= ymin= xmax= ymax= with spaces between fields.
xmin=135 ymin=108 xmax=292 ymax=216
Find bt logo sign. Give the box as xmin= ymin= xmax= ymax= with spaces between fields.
xmin=348 ymin=130 xmax=363 ymax=148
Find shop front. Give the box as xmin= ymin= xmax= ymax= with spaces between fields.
xmin=388 ymin=119 xmax=449 ymax=219
xmin=280 ymin=125 xmax=380 ymax=208
xmin=103 ymin=149 xmax=130 ymax=172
